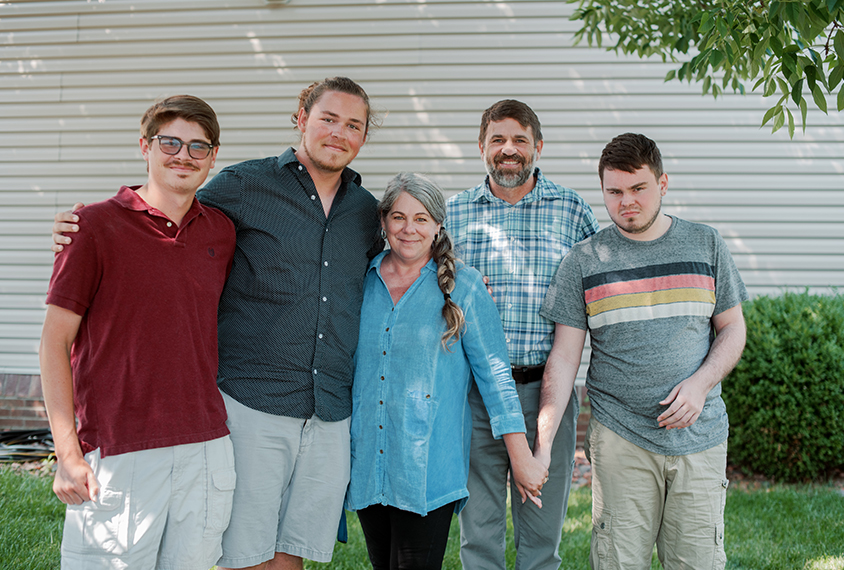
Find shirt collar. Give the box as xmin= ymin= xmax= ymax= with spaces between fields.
xmin=279 ymin=147 xmax=363 ymax=187
xmin=114 ymin=185 xmax=206 ymax=222
xmin=368 ymin=250 xmax=438 ymax=274
xmin=469 ymin=167 xmax=561 ymax=205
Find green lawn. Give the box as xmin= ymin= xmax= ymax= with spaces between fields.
xmin=1 ymin=465 xmax=842 ymax=570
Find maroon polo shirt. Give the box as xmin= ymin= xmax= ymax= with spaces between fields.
xmin=46 ymin=186 xmax=236 ymax=457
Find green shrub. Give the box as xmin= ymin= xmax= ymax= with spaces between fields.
xmin=723 ymin=290 xmax=844 ymax=482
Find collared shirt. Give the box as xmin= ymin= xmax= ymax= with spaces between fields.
xmin=47 ymin=186 xmax=235 ymax=457
xmin=446 ymin=168 xmax=600 ymax=366
xmin=346 ymin=252 xmax=526 ymax=516
xmin=197 ymin=148 xmax=383 ymax=421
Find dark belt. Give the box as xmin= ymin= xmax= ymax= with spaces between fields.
xmin=511 ymin=364 xmax=545 ymax=384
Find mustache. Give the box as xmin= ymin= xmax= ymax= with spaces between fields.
xmin=165 ymin=159 xmax=200 ymax=170
xmin=493 ymin=152 xmax=527 ymax=167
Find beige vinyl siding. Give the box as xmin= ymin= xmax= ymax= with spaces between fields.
xmin=1 ymin=0 xmax=843 ymax=376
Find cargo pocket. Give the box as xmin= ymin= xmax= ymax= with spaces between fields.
xmin=204 ymin=468 xmax=236 ymax=538
xmin=81 ymin=487 xmax=127 ymax=554
xmin=590 ymin=512 xmax=615 ymax=570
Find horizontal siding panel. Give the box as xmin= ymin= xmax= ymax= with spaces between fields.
xmin=0 ymin=309 xmax=47 ymax=325
xmin=0 ymin=338 xmax=41 ymax=353
xmin=0 ymin=281 xmax=49 ymax=295
xmin=740 ymin=271 xmax=844 ymax=287
xmin=0 ymin=295 xmax=45 ymax=310
xmin=731 ymin=255 xmax=844 ymax=271
xmin=0 ymin=354 xmax=40 ymax=375
xmin=0 ymin=266 xmax=51 ymax=280
xmin=0 ymin=324 xmax=41 ymax=340
xmin=0 ymin=1 xmax=578 ymax=22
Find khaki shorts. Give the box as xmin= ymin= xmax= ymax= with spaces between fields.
xmin=586 ymin=417 xmax=728 ymax=570
xmin=60 ymin=436 xmax=236 ymax=570
xmin=218 ymin=392 xmax=351 ymax=567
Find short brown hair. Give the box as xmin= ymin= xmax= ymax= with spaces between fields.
xmin=598 ymin=133 xmax=663 ymax=183
xmin=140 ymin=95 xmax=220 ymax=146
xmin=290 ymin=76 xmax=380 ymax=137
xmin=479 ymin=99 xmax=543 ymax=146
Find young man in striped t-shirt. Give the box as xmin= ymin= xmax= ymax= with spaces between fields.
xmin=539 ymin=133 xmax=748 ymax=570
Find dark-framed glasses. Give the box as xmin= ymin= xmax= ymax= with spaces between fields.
xmin=150 ymin=135 xmax=215 ymax=159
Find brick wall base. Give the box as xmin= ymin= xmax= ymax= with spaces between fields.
xmin=1 ymin=374 xmax=50 ymax=431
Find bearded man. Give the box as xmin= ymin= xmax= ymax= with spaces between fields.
xmin=446 ymin=100 xmax=600 ymax=570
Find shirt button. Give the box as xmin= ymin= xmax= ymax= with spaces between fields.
xmin=324 ymin=261 xmax=328 ymax=266
xmin=322 ymin=296 xmax=327 ymax=302
xmin=310 ymin=195 xmax=316 ymax=200
xmin=508 ymin=304 xmax=513 ymax=308
xmin=506 ymin=338 xmax=511 ymax=343
xmin=166 ymin=222 xmax=172 ymax=227
xmin=298 ymin=165 xmax=303 ymax=171
xmin=379 ymin=425 xmax=383 ymax=429
xmin=385 ymin=327 xmax=389 ymax=332
xmin=313 ymin=369 xmax=318 ymax=374
xmin=318 ymin=333 xmax=324 ymax=339
xmin=382 ymin=351 xmax=386 ymax=355
xmin=379 ymin=449 xmax=384 ymax=454
xmin=379 ymin=400 xmax=383 ymax=405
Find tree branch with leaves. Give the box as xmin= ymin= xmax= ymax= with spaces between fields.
xmin=570 ymin=0 xmax=844 ymax=137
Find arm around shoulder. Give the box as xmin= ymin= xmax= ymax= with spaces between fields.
xmin=51 ymin=202 xmax=85 ymax=253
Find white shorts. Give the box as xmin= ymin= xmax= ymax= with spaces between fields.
xmin=60 ymin=436 xmax=236 ymax=570
xmin=218 ymin=392 xmax=351 ymax=567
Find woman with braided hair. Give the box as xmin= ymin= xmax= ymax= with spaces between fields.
xmin=346 ymin=172 xmax=547 ymax=570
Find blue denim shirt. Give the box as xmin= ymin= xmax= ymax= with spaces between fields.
xmin=346 ymin=251 xmax=526 ymax=516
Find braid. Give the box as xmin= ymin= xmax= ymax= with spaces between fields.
xmin=433 ymin=229 xmax=465 ymax=350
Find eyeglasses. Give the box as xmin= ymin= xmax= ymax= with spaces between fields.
xmin=150 ymin=135 xmax=215 ymax=159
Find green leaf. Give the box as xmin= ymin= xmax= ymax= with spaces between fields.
xmin=782 ymin=53 xmax=797 ymax=78
xmin=664 ymin=69 xmax=677 ymax=82
xmin=791 ymin=79 xmax=804 ymax=106
xmin=811 ymin=83 xmax=828 ymax=114
xmin=699 ymin=11 xmax=714 ymax=34
xmin=800 ymin=97 xmax=808 ymax=129
xmin=769 ymin=33 xmax=783 ymax=57
xmin=764 ymin=78 xmax=777 ymax=97
xmin=772 ymin=107 xmax=785 ymax=133
xmin=753 ymin=38 xmax=769 ymax=63
xmin=829 ymin=61 xmax=844 ymax=91
xmin=716 ymin=17 xmax=729 ymax=39
xmin=710 ymin=49 xmax=724 ymax=68
xmin=804 ymin=65 xmax=817 ymax=92
xmin=838 ymin=88 xmax=844 ymax=112
xmin=703 ymin=75 xmax=712 ymax=94
xmin=786 ymin=107 xmax=795 ymax=139
xmin=835 ymin=31 xmax=844 ymax=62
xmin=761 ymin=106 xmax=777 ymax=127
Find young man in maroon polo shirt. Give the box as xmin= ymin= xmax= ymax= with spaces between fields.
xmin=39 ymin=95 xmax=237 ymax=569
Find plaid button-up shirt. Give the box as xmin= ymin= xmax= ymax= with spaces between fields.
xmin=446 ymin=168 xmax=599 ymax=366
